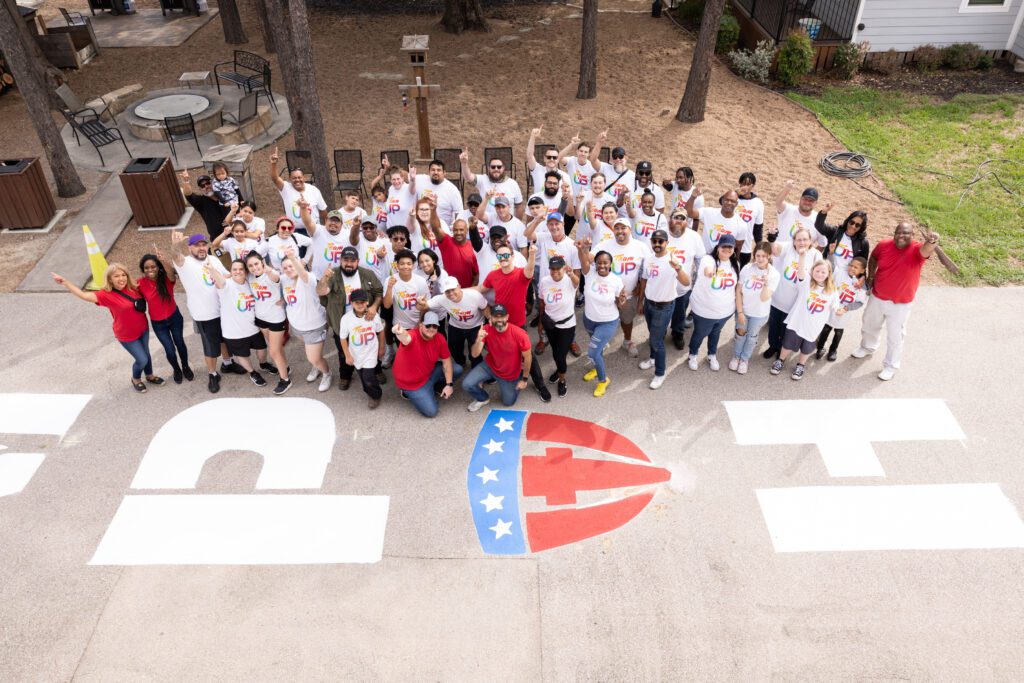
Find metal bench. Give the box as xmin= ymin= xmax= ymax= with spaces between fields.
xmin=214 ymin=50 xmax=269 ymax=96
xmin=61 ymin=110 xmax=131 ymax=166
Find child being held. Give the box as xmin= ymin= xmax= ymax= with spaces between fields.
xmin=815 ymin=256 xmax=867 ymax=361
xmin=210 ymin=162 xmax=241 ymax=207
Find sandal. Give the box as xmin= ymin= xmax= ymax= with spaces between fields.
xmin=132 ymin=380 xmax=147 ymax=393
xmin=146 ymin=375 xmax=165 ymax=386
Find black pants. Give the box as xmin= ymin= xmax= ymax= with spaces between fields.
xmin=767 ymin=305 xmax=788 ymax=354
xmin=520 ymin=323 xmax=547 ymax=391
xmin=356 ymin=367 xmax=382 ymax=399
xmin=334 ymin=333 xmax=383 ymax=380
xmin=816 ymin=324 xmax=844 ymax=353
xmin=544 ymin=323 xmax=576 ymax=376
xmin=447 ymin=324 xmax=482 ymax=369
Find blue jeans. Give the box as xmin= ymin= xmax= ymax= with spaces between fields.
xmin=643 ymin=300 xmax=675 ymax=376
xmin=405 ymin=361 xmax=463 ymax=418
xmin=688 ymin=312 xmax=732 ymax=356
xmin=151 ymin=308 xmax=189 ymax=370
xmin=583 ymin=316 xmax=618 ymax=382
xmin=670 ymin=290 xmax=691 ymax=336
xmin=733 ymin=313 xmax=768 ymax=361
xmin=462 ymin=361 xmax=521 ymax=406
xmin=119 ymin=329 xmax=154 ymax=380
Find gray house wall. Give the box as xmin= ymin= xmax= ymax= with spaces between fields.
xmin=1014 ymin=16 xmax=1024 ymax=55
xmin=856 ymin=0 xmax=1021 ymax=52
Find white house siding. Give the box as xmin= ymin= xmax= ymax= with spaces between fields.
xmin=856 ymin=0 xmax=1020 ymax=52
xmin=1013 ymin=13 xmax=1024 ymax=56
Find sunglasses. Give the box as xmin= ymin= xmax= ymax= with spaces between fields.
xmin=490 ymin=165 xmax=504 ymax=170
xmin=637 ymin=171 xmax=652 ymax=176
xmin=278 ymin=225 xmax=294 ymax=231
xmin=496 ymin=253 xmax=513 ymax=260
xmin=651 ymin=239 xmax=666 ymax=244
xmin=198 ymin=182 xmax=212 ymax=188
xmin=424 ymin=324 xmax=439 ymax=330
xmin=850 ymin=220 xmax=864 ymax=227
xmin=545 ymin=155 xmax=558 ymax=161
xmin=612 ymin=154 xmax=625 ymax=160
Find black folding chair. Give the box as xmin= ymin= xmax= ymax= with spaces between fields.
xmin=433 ymin=147 xmax=463 ymax=194
xmin=527 ymin=143 xmax=557 ymax=193
xmin=62 ymin=110 xmax=131 ymax=166
xmin=164 ymin=114 xmax=201 ymax=163
xmin=380 ymin=150 xmax=410 ymax=171
xmin=221 ymin=91 xmax=267 ymax=137
xmin=59 ymin=7 xmax=87 ymax=25
xmin=333 ymin=149 xmax=367 ymax=197
xmin=482 ymin=146 xmax=515 ymax=179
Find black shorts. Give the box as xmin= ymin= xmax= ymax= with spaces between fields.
xmin=224 ymin=332 xmax=268 ymax=357
xmin=255 ymin=317 xmax=287 ymax=333
xmin=194 ymin=318 xmax=223 ymax=358
xmin=782 ymin=327 xmax=816 ymax=355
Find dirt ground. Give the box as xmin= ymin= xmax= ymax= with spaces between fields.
xmin=1 ymin=0 xmax=933 ymax=291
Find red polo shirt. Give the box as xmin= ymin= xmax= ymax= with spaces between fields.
xmin=483 ymin=267 xmax=530 ymax=327
xmin=481 ymin=323 xmax=531 ymax=380
xmin=437 ymin=233 xmax=479 ymax=288
xmin=871 ymin=239 xmax=927 ymax=304
xmin=137 ymin=276 xmax=178 ymax=322
xmin=95 ymin=289 xmax=148 ymax=342
xmin=392 ymin=328 xmax=450 ymax=390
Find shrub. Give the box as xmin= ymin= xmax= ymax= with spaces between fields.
xmin=673 ymin=0 xmax=704 ymax=25
xmin=716 ymin=13 xmax=740 ymax=54
xmin=941 ymin=42 xmax=983 ymax=70
xmin=866 ymin=48 xmax=902 ymax=75
xmin=776 ymin=29 xmax=814 ymax=87
xmin=728 ymin=39 xmax=775 ymax=84
xmin=913 ymin=44 xmax=942 ymax=71
xmin=831 ymin=42 xmax=862 ymax=80
xmin=977 ymin=53 xmax=995 ymax=70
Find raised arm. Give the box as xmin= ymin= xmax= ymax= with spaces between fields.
xmin=287 ymin=248 xmax=308 ymax=283
xmin=523 ymin=214 xmax=544 ymax=241
xmin=577 ymin=239 xmax=593 ymax=275
xmin=919 ymin=226 xmax=940 ymax=259
xmin=269 ymin=146 xmax=284 ymax=191
xmin=814 ymin=203 xmax=838 ymax=241
xmin=408 ymin=165 xmax=418 ymax=196
xmin=590 ymin=129 xmax=608 ymax=167
xmin=211 ymin=224 xmax=232 ymax=249
xmin=169 ymin=230 xmax=188 ymax=267
xmin=392 ymin=323 xmax=412 ymax=346
xmin=775 ymin=179 xmax=794 ymax=215
xmin=460 ymin=147 xmax=475 ymax=185
xmin=671 ymin=256 xmax=691 ymax=287
xmin=526 ymin=126 xmax=541 ymax=172
xmin=471 ymin=325 xmax=487 ymax=358
xmin=684 ymin=184 xmax=703 ymax=220
xmin=178 ymin=169 xmax=194 ymax=196
xmin=383 ymin=274 xmax=397 ymax=309
xmin=556 ymin=132 xmax=581 ymax=166
xmin=297 ymin=197 xmax=317 ymax=236
xmin=524 ymin=244 xmax=537 ymax=280
xmin=51 ymin=273 xmax=98 ymax=303
xmin=209 ymin=265 xmax=228 ymax=289
xmin=315 ymin=268 xmax=334 ymax=296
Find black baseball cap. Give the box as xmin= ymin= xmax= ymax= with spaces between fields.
xmin=548 ymin=255 xmax=567 ymax=269
xmin=651 ymin=229 xmax=669 ymax=241
xmin=611 ymin=146 xmax=626 ymax=159
xmin=349 ymin=288 xmax=369 ymax=302
xmin=340 ymin=246 xmax=359 ymax=259
xmin=491 ymin=303 xmax=508 ymax=317
xmin=489 ymin=225 xmax=507 ymax=238
xmin=636 ymin=161 xmax=653 ymax=172
xmin=802 ymin=187 xmax=819 ymax=200
xmin=467 ymin=193 xmax=483 ymax=205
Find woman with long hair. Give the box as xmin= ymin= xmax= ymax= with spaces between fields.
xmin=246 ymin=252 xmax=292 ymax=395
xmin=137 ymin=251 xmax=191 ymax=383
xmin=280 ymin=247 xmax=333 ymax=392
xmin=51 ymin=264 xmax=163 ymax=393
xmin=578 ymin=246 xmax=625 ymax=397
xmin=687 ymin=234 xmax=740 ymax=371
xmin=814 ymin=205 xmax=869 ymax=272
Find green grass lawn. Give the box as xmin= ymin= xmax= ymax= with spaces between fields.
xmin=788 ymin=87 xmax=1024 ymax=285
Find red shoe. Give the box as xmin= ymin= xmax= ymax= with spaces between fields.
xmin=569 ymin=342 xmax=582 ymax=357
xmin=534 ymin=340 xmax=547 ymax=355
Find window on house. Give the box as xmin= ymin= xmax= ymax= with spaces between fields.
xmin=960 ymin=0 xmax=1011 ymax=12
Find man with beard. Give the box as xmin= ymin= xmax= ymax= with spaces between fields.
xmin=348 ymin=214 xmax=390 ymax=288
xmin=619 ymin=161 xmax=666 ymax=217
xmin=530 ymin=170 xmax=573 ymax=222
xmin=685 ymin=186 xmax=747 ymax=255
xmin=526 ymin=125 xmax=570 ymax=193
xmin=299 ymin=198 xmax=349 ymax=279
xmin=430 ymin=216 xmax=478 ymax=288
xmin=598 ymin=146 xmax=635 ymax=210
xmin=318 ymin=246 xmax=384 ymax=390
xmin=413 ymin=158 xmax=464 ymax=225
xmin=269 ymin=146 xmax=328 ymax=233
xmin=471 ymin=225 xmax=527 ymax=287
xmin=662 ymin=166 xmax=703 ymax=225
xmin=460 ymin=148 xmax=524 ymax=220
xmin=475 ymin=193 xmax=528 ymax=256
xmin=638 ymin=229 xmax=691 ymax=389
xmin=665 ymin=210 xmax=706 ymax=350
xmin=776 ymin=180 xmax=826 ymax=249
xmin=178 ymin=170 xmax=231 ymax=239
xmin=463 ymin=304 xmax=534 ymax=411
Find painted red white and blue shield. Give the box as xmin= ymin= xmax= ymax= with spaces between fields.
xmin=467 ymin=410 xmax=671 ymax=554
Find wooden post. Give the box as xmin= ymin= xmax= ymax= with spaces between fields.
xmin=399 ymin=35 xmax=440 ymax=166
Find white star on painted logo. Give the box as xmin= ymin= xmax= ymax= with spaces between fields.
xmin=480 ymin=493 xmax=505 ymax=512
xmin=476 ymin=466 xmax=499 ymax=484
xmin=495 ymin=417 xmax=515 ymax=433
xmin=489 ymin=518 xmax=513 ymax=539
xmin=482 ymin=439 xmax=504 ymax=455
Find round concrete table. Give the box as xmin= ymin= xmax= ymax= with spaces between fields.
xmin=133 ymin=94 xmax=210 ymax=120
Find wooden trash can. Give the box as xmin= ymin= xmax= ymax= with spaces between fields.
xmin=119 ymin=157 xmax=185 ymax=228
xmin=0 ymin=158 xmax=57 ymax=230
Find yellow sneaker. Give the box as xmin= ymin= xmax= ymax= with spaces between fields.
xmin=593 ymin=378 xmax=610 ymax=397
xmin=583 ymin=368 xmax=598 ymax=382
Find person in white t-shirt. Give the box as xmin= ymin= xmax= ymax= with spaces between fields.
xmin=475 ymin=193 xmax=528 ymax=254
xmin=665 ymin=209 xmax=706 ymax=350
xmin=300 ymin=199 xmax=349 ymax=279
xmin=237 ymin=201 xmax=266 ymax=241
xmin=736 ymin=172 xmax=765 ymax=267
xmin=212 ymin=220 xmax=260 ymax=262
xmin=626 ymin=191 xmax=668 ymax=245
xmin=599 ymin=146 xmax=635 ymax=208
xmin=685 ymin=186 xmax=747 ymax=254
xmin=764 ymin=225 xmax=824 ymax=360
xmin=638 ymin=229 xmax=691 ymax=389
xmin=536 ymin=255 xmax=580 ymax=397
xmin=557 ymin=132 xmax=597 ymax=200
xmin=349 ymin=214 xmax=390 ymax=287
xmin=620 ymin=160 xmax=666 ymax=217
xmin=525 ymin=211 xmax=583 ymax=359
xmin=245 ymin=251 xmax=291 ymax=395
xmin=576 ymin=172 xmax=617 ymax=245
xmin=592 ymin=218 xmax=649 ymax=358
xmin=280 ymin=247 xmax=333 ymax=392
xmin=378 ymin=164 xmax=417 ymax=229
xmin=269 ymin=146 xmax=327 ymax=234
xmin=337 ymin=288 xmax=386 ymax=409
xmin=208 ymin=259 xmax=270 ymax=388
xmin=815 ymin=256 xmax=867 ymax=362
xmin=264 ymin=217 xmax=312 ymax=271
xmin=421 ymin=275 xmax=489 ymax=370
xmin=413 ymin=159 xmax=464 ymax=226
xmin=771 ymin=259 xmax=846 ymax=381
xmin=730 ymin=242 xmax=781 ymax=374
xmin=529 ymin=171 xmax=573 ymax=223
xmin=775 ymin=180 xmax=827 ymax=248
xmin=526 ymin=125 xmax=570 ymax=195
xmin=407 ymin=197 xmax=447 ymax=263
xmin=662 ymin=166 xmax=703 ymax=224
xmin=578 ymin=246 xmax=626 ymax=397
xmin=460 ymin=148 xmax=524 ymax=219
xmin=335 ymin=190 xmax=368 ymax=235
xmin=687 ymin=234 xmax=740 ymax=372
xmin=384 ymin=248 xmax=430 ymax=331
xmin=472 ymin=225 xmax=528 ymax=293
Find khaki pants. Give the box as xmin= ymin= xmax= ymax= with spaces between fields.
xmin=859 ymin=295 xmax=913 ymax=370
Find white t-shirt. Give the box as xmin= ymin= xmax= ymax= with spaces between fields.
xmin=355 ymin=234 xmax=389 ymax=287
xmin=337 ymin=206 xmax=367 ymax=235
xmin=539 ymin=274 xmax=577 ymax=328
xmin=665 ymin=229 xmax=706 ymax=296
xmin=386 ymin=183 xmax=416 ymax=229
xmin=666 ymin=182 xmax=703 ymax=222
xmin=389 ymin=273 xmax=429 ymax=329
xmin=631 ymin=211 xmax=667 ymax=244
xmin=736 ymin=196 xmax=765 ymax=254
xmin=584 ymin=272 xmax=624 ymax=323
xmin=282 ymin=274 xmax=327 ymax=331
xmin=217 ymin=278 xmax=258 ymax=339
xmin=832 ymin=233 xmax=857 ymax=272
xmin=689 ymin=255 xmax=738 ymax=320
xmin=414 ymin=177 xmax=464 ymax=225
xmin=592 ymin=238 xmax=648 ymax=298
xmin=784 ymin=278 xmax=841 ymax=341
xmin=279 ymin=183 xmax=327 ymax=227
xmin=642 ymin=253 xmax=682 ymax=303
xmin=738 ymin=263 xmax=781 ymax=318
xmin=771 ymin=243 xmax=824 ymax=313
xmin=564 ymin=157 xmax=596 ymax=196
xmin=371 ymin=199 xmax=388 ymax=231
xmin=265 ymin=233 xmax=312 ymax=271
xmin=339 ymin=271 xmax=365 ymax=306
xmin=535 ymin=234 xmax=581 ymax=280
xmin=220 ymin=237 xmax=260 ymax=262
xmin=249 ymin=272 xmax=285 ymax=324
xmin=830 ymin=266 xmax=866 ymax=329
xmin=479 ymin=213 xmax=527 ymax=251
xmin=428 ymin=288 xmax=488 ymax=330
xmin=529 ymin=192 xmax=563 ymax=226
xmin=531 ymin=165 xmax=570 ymax=197
xmin=308 ymin=227 xmax=349 ymax=278
xmin=337 ymin=310 xmax=384 ymax=369
xmin=174 ymin=255 xmax=227 ymax=322
xmin=623 ymin=182 xmax=666 ymax=217
xmin=579 ymin=190 xmax=616 ymax=243
xmin=698 ymin=207 xmax=747 ymax=253
xmin=599 ymin=163 xmax=634 ymax=207
xmin=241 ymin=215 xmax=266 ymax=241
xmin=474 ymin=175 xmax=523 ymax=211
xmin=777 ymin=203 xmax=826 ymax=248
xmin=408 ymin=218 xmax=447 ymax=258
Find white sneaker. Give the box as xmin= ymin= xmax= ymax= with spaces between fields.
xmin=625 ymin=341 xmax=638 ymax=358
xmin=737 ymin=360 xmax=749 ymax=375
xmin=467 ymin=398 xmax=491 ymax=412
xmin=305 ymin=366 xmax=321 ymax=383
xmin=381 ymin=345 xmax=396 ymax=369
xmin=639 ymin=358 xmax=656 ymax=370
xmin=877 ymin=367 xmax=896 ymax=381
xmin=851 ymin=347 xmax=872 ymax=359
xmin=318 ymin=371 xmax=333 ymax=392
xmin=687 ymin=355 xmax=699 ymax=371
xmin=649 ymin=374 xmax=666 ymax=390
xmin=728 ymin=357 xmax=740 ymax=372
xmin=708 ymin=355 xmax=720 ymax=372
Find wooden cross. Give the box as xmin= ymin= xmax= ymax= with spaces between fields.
xmin=399 ymin=35 xmax=440 ymax=164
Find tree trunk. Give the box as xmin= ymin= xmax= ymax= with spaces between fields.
xmin=576 ymin=0 xmax=597 ymax=99
xmin=0 ymin=1 xmax=84 ymax=197
xmin=283 ymin=0 xmax=334 ymax=210
xmin=675 ymin=0 xmax=727 ymax=123
xmin=441 ymin=0 xmax=488 ymax=34
xmin=218 ymin=0 xmax=248 ymax=45
xmin=251 ymin=0 xmax=274 ymax=53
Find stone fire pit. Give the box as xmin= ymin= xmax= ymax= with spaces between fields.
xmin=124 ymin=88 xmax=225 ymax=142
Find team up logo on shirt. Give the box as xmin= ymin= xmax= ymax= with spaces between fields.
xmin=201 ymin=266 xmax=214 ymax=286
xmin=838 ymin=283 xmax=857 ymax=305
xmin=397 ymin=290 xmax=418 ymax=311
xmin=452 ymin=307 xmax=476 ymax=322
xmin=634 ymin=219 xmax=658 ymax=239
xmin=710 ymin=268 xmax=736 ymax=290
xmin=284 ymin=286 xmax=298 ymax=306
xmin=236 ymin=292 xmax=256 ymax=312
xmin=544 ymin=288 xmax=564 ymax=304
xmin=591 ymin=281 xmax=610 ymax=296
xmin=646 ymin=263 xmax=660 ymax=279
xmin=666 ymin=246 xmax=688 ymax=266
xmin=612 ymin=255 xmax=639 ymax=277
xmin=708 ymin=224 xmax=733 ymax=243
xmin=744 ymin=274 xmax=767 ymax=291
xmin=806 ymin=290 xmax=828 ymax=314
xmin=834 ymin=243 xmax=854 ymax=260
xmin=289 ymin=200 xmax=305 ymax=220
xmin=738 ymin=206 xmax=755 ymax=223
xmin=374 ymin=205 xmax=388 ymax=223
xmin=349 ymin=324 xmax=376 ymax=346
xmin=251 ymin=282 xmax=274 ymax=301
xmin=363 ymin=246 xmax=381 ymax=267
xmin=783 ymin=261 xmax=800 ymax=282
xmin=387 ymin=198 xmax=402 ymax=215
xmin=324 ymin=243 xmax=344 ymax=265
xmin=787 ymin=222 xmax=802 ymax=239
xmin=572 ymin=169 xmax=589 ymax=188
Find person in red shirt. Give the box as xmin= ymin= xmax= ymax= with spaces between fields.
xmin=431 ymin=215 xmax=479 ymax=288
xmin=852 ymin=222 xmax=940 ymax=381
xmin=51 ymin=264 xmax=163 ymax=393
xmin=462 ymin=304 xmax=533 ymax=411
xmin=138 ymin=251 xmax=192 ymax=384
xmin=392 ymin=311 xmax=461 ymax=417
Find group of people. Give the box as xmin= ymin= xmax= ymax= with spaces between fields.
xmin=53 ymin=129 xmax=940 ymax=414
